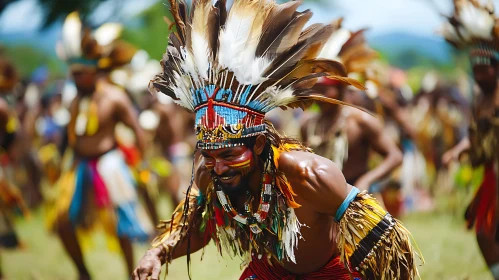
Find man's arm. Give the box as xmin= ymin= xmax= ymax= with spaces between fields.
xmin=354 ymin=110 xmax=403 ymax=191
xmin=133 ymin=152 xmax=211 ymax=280
xmin=114 ymin=93 xmax=147 ymax=156
xmin=278 ymin=151 xmax=420 ymax=279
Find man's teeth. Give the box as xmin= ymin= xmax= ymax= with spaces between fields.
xmin=221 ymin=176 xmax=233 ymax=180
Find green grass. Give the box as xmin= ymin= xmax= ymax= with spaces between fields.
xmin=1 ymin=203 xmax=492 ymax=280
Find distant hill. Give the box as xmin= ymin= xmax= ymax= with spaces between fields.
xmin=368 ymin=32 xmax=455 ymax=69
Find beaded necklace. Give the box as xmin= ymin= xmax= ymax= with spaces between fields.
xmin=215 ymin=173 xmax=273 ymax=234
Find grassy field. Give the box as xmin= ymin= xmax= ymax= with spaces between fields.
xmin=1 ymin=202 xmax=492 ymax=280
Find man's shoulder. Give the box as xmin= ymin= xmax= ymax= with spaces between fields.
xmin=277 ymin=150 xmax=327 ymax=177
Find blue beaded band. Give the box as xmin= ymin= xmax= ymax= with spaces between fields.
xmin=334 ymin=187 xmax=360 ymax=222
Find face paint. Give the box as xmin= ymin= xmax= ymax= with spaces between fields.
xmin=226 ymin=149 xmax=254 ymax=177
xmin=202 ymin=146 xmax=255 ymax=176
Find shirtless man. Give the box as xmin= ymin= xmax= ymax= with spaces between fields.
xmin=50 ymin=13 xmax=153 ymax=279
xmin=440 ymin=1 xmax=499 ymax=278
xmin=132 ymin=1 xmax=419 ymax=279
xmin=301 ymin=80 xmax=403 ymax=201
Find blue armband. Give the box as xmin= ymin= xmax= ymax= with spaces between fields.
xmin=334 ymin=187 xmax=360 ymax=222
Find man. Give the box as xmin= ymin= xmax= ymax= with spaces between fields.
xmin=48 ymin=12 xmax=153 ymax=279
xmin=133 ymin=1 xmax=420 ymax=279
xmin=300 ymin=26 xmax=402 ymax=202
xmin=0 ymin=57 xmax=29 ymax=279
xmin=440 ymin=1 xmax=499 ymax=278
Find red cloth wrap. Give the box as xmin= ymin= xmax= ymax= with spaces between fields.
xmin=239 ymin=256 xmax=362 ymax=280
xmin=466 ymin=163 xmax=497 ymax=237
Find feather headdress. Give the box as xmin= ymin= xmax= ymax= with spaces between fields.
xmin=150 ymin=0 xmax=365 ymax=149
xmin=440 ymin=0 xmax=499 ymax=64
xmin=57 ymin=12 xmax=134 ymax=69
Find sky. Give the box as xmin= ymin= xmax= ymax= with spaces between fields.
xmin=0 ymin=0 xmax=495 ymax=37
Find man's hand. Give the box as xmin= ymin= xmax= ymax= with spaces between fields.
xmin=132 ymin=247 xmax=165 ymax=280
xmin=442 ymin=137 xmax=470 ymax=167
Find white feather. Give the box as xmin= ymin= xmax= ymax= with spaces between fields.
xmin=180 ymin=47 xmax=200 ymax=84
xmin=61 ymin=12 xmax=82 ymax=59
xmin=191 ymin=31 xmax=210 ymax=80
xmin=458 ymin=1 xmax=494 ymax=39
xmin=94 ymin=23 xmax=123 ymax=46
xmin=282 ymin=208 xmax=303 ymax=264
xmin=317 ymin=28 xmax=351 ymax=62
xmin=170 ymin=71 xmax=195 ymax=110
xmin=256 ymin=86 xmax=295 ymax=112
xmin=218 ymin=8 xmax=258 ymax=83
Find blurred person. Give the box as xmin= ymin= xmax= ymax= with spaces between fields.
xmin=133 ymin=1 xmax=420 ymax=279
xmin=47 ymin=12 xmax=154 ymax=279
xmin=440 ymin=1 xmax=499 ymax=278
xmin=300 ymin=24 xmax=402 ymax=206
xmin=0 ymin=57 xmax=30 ymax=279
xmin=106 ymin=47 xmax=164 ymax=224
xmin=34 ymin=81 xmax=71 ymax=186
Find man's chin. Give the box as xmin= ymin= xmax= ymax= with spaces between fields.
xmin=221 ymin=183 xmax=247 ymax=196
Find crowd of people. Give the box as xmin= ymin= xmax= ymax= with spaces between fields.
xmin=1 ymin=0 xmax=498 ymax=279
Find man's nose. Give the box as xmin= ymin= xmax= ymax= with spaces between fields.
xmin=213 ymin=160 xmax=228 ymax=175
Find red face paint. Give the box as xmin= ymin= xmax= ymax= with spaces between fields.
xmin=202 ymin=146 xmax=256 ymax=187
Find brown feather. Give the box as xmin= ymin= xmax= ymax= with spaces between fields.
xmin=289 ymin=94 xmax=371 ymax=113
xmin=263 ymin=24 xmax=334 ymax=80
xmin=275 ymin=10 xmax=313 ymax=54
xmin=169 ymin=32 xmax=182 ymax=51
xmin=326 ymin=76 xmax=366 ymax=90
xmin=298 ymin=23 xmax=323 ymax=42
xmin=286 ymin=59 xmax=348 ymax=81
xmin=258 ymin=10 xmax=313 ymax=57
xmin=301 ymin=41 xmax=324 ymax=60
xmin=256 ymin=1 xmax=301 ymax=57
xmin=168 ymin=0 xmax=186 ymax=44
xmin=339 ymin=29 xmax=367 ymax=57
xmin=206 ymin=3 xmax=220 ymax=58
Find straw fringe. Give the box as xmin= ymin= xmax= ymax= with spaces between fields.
xmin=337 ymin=192 xmax=423 ymax=280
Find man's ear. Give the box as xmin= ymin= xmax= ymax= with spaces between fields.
xmin=254 ymin=134 xmax=267 ymax=156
